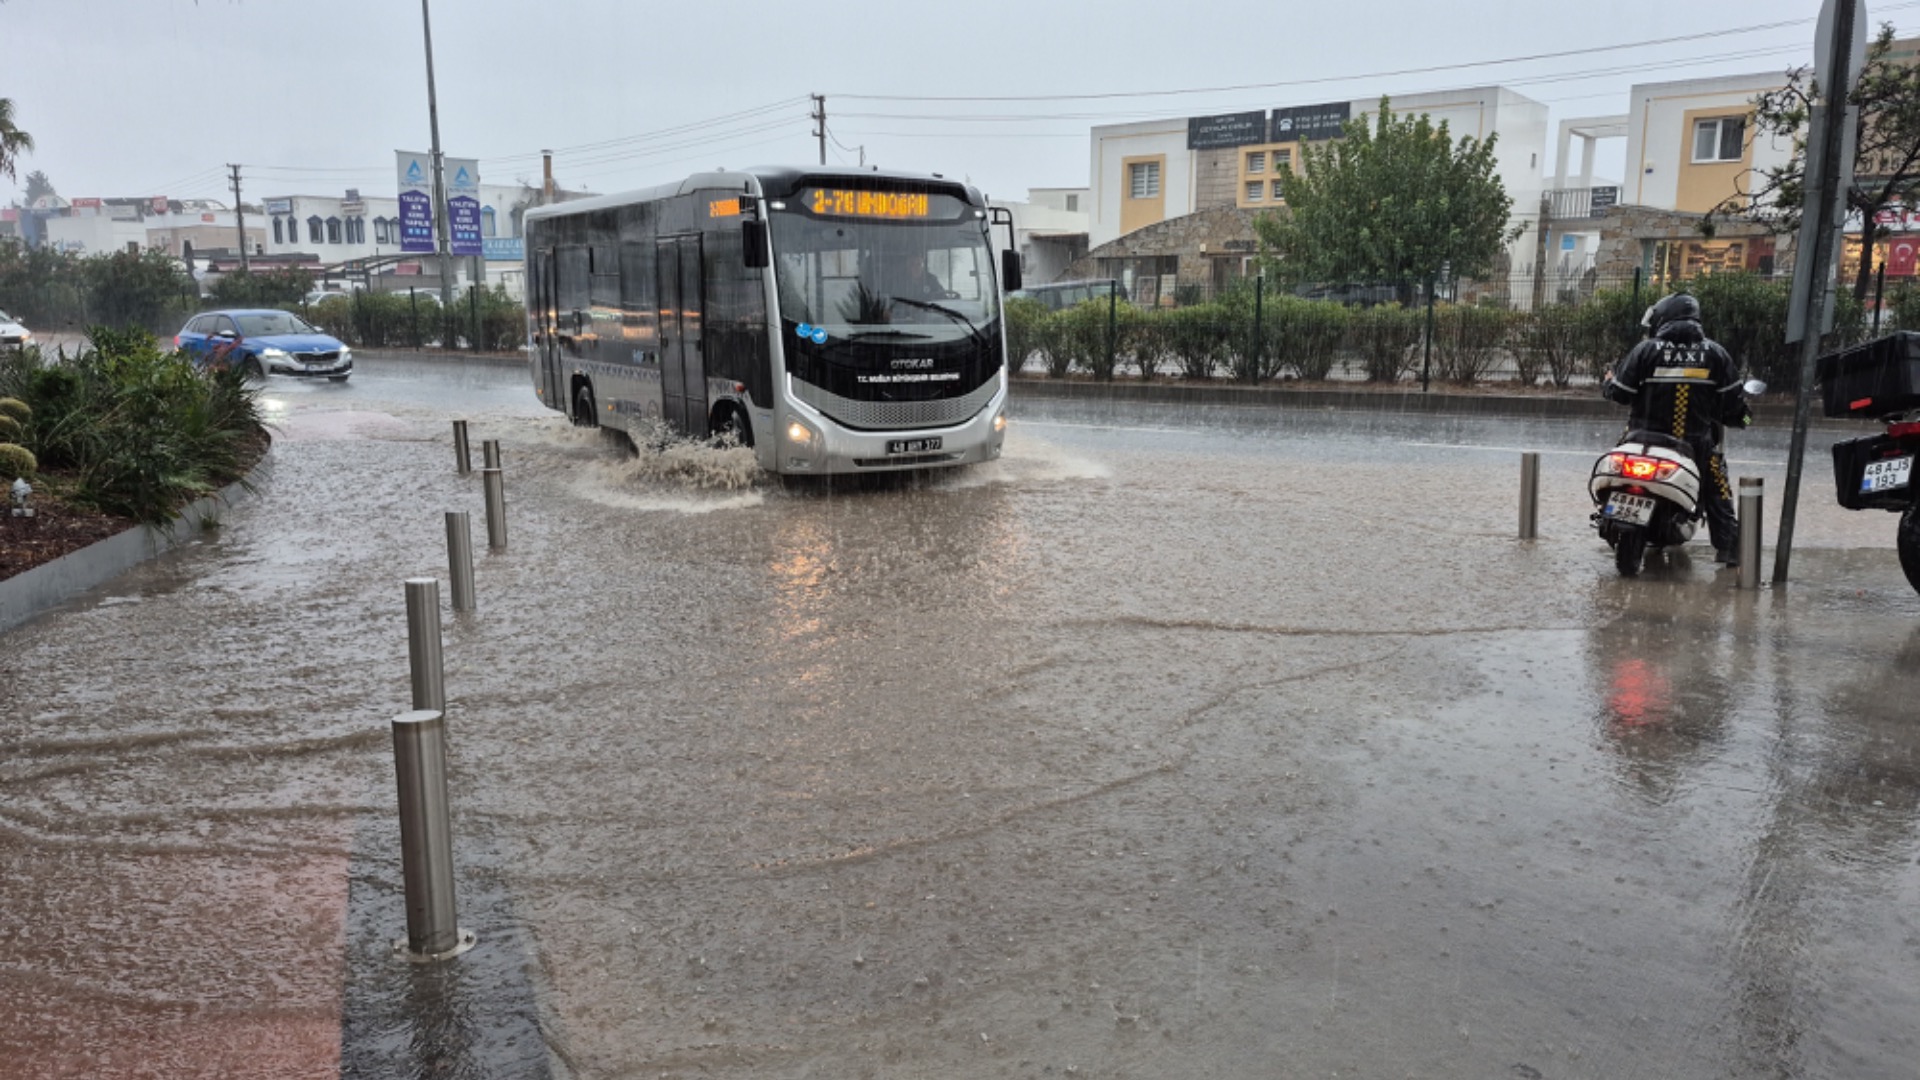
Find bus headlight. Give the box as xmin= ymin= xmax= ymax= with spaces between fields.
xmin=993 ymin=411 xmax=1007 ymax=433
xmin=786 ymin=418 xmax=818 ymax=447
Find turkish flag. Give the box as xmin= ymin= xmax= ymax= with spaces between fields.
xmin=1889 ymin=237 xmax=1919 ymax=277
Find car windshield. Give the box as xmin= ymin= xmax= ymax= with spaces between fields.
xmin=0 ymin=309 xmax=14 ymax=322
xmin=235 ymin=312 xmax=318 ymax=336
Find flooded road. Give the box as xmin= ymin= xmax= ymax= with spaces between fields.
xmin=3 ymin=361 xmax=1917 ymax=1078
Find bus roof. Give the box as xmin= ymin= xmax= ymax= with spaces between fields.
xmin=522 ymin=165 xmax=986 ymax=224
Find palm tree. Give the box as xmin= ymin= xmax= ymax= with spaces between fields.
xmin=0 ymin=98 xmax=34 ymax=183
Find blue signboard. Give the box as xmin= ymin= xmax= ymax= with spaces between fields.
xmin=396 ymin=151 xmax=436 ymax=253
xmin=483 ymin=237 xmax=524 ymax=261
xmin=446 ymin=160 xmax=482 ymax=257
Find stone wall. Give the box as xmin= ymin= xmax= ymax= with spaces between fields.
xmin=1591 ymin=204 xmax=1790 ymax=279
xmin=1063 ymin=206 xmax=1266 ymax=287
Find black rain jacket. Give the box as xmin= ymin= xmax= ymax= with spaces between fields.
xmin=1603 ymin=318 xmax=1748 ymax=440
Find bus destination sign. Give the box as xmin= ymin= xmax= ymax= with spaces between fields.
xmin=806 ymin=188 xmax=931 ymax=219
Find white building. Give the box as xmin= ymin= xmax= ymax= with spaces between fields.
xmin=1621 ymin=72 xmax=1792 ymax=216
xmin=43 ymin=199 xmax=156 ymax=255
xmin=989 ymin=188 xmax=1091 ymax=285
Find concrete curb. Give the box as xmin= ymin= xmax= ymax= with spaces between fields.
xmin=1008 ymin=375 xmax=1838 ymax=427
xmin=0 ymin=457 xmax=269 ymax=636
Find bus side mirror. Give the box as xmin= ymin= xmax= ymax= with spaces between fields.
xmin=742 ymin=219 xmax=769 ymax=269
xmin=1001 ymin=249 xmax=1022 ymax=294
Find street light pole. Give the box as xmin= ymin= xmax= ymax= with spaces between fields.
xmin=420 ymin=0 xmax=455 ymax=329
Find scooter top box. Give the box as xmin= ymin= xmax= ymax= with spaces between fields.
xmin=1816 ymin=331 xmax=1920 ymax=419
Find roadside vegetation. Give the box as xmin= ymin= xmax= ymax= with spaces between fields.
xmin=1008 ymin=270 xmax=1873 ymax=391
xmin=0 ymin=328 xmax=266 ymax=526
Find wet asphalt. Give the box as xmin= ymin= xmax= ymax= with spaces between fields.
xmin=1 ymin=358 xmax=1916 ymax=1079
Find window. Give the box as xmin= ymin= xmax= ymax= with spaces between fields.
xmin=481 ymin=206 xmax=497 ymax=238
xmin=1129 ymin=161 xmax=1160 ymax=199
xmin=374 ymin=218 xmax=388 ymax=245
xmin=1693 ymin=116 xmax=1746 ymax=163
xmin=1245 ymin=181 xmax=1264 ymax=203
xmin=1271 ymin=180 xmax=1285 ymax=202
xmin=272 ymin=218 xmax=283 ymax=244
xmin=307 ymin=216 xmax=323 ymax=243
xmin=1274 ymin=149 xmax=1291 ymax=172
xmin=1065 ymin=194 xmax=1078 ymax=212
xmin=1245 ymin=151 xmax=1266 ymax=174
xmin=326 ymin=217 xmax=342 ymax=244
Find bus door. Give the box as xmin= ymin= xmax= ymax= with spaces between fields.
xmin=656 ymin=234 xmax=709 ymax=438
xmin=535 ymin=249 xmax=567 ymax=408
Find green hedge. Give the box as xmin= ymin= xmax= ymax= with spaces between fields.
xmin=1004 ymin=271 xmax=1868 ymax=387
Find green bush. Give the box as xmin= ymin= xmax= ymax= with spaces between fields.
xmin=0 ymin=413 xmax=19 ymax=441
xmin=304 ymin=290 xmax=442 ymax=349
xmin=1432 ymin=304 xmax=1516 ymax=385
xmin=0 ymin=395 xmax=27 ymax=423
xmin=82 ymin=249 xmax=197 ymax=335
xmin=1347 ymin=304 xmax=1422 ymax=382
xmin=0 ymin=326 xmax=264 ymax=523
xmin=1058 ymin=300 xmax=1115 ymax=380
xmin=210 ymin=268 xmax=313 ymax=307
xmin=1265 ymin=296 xmax=1350 ymax=381
xmin=0 ymin=442 xmax=33 ymax=480
xmin=1571 ymin=287 xmax=1646 ymax=382
xmin=1161 ymin=304 xmax=1232 ymax=382
xmin=1004 ymin=296 xmax=1050 ymax=376
xmin=1521 ymin=304 xmax=1582 ymax=387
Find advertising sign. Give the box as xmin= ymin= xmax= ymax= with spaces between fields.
xmin=445 ymin=157 xmax=481 ymax=257
xmin=396 ymin=150 xmax=437 ymax=253
xmin=264 ymin=198 xmax=292 ymax=215
xmin=483 ymin=237 xmax=524 ymax=261
xmin=70 ymin=197 xmax=103 ymax=209
xmin=151 ymin=196 xmax=169 ymax=214
xmin=1269 ymin=103 xmax=1350 ymax=143
xmin=1187 ymin=111 xmax=1266 ymax=150
xmin=1589 ymin=186 xmax=1619 ymax=218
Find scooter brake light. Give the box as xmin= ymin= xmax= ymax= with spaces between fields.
xmin=1890 ymin=420 xmax=1920 ymax=440
xmin=1606 ymin=453 xmax=1681 ymax=483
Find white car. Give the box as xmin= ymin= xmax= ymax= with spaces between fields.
xmin=0 ymin=308 xmax=30 ymax=348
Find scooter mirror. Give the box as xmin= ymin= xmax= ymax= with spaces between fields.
xmin=1743 ymin=378 xmax=1767 ymax=395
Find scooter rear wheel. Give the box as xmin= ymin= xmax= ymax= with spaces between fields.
xmin=1898 ymin=508 xmax=1920 ymax=598
xmin=1615 ymin=529 xmax=1648 ymax=577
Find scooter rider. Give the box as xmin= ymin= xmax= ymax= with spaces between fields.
xmin=1602 ymin=292 xmax=1752 ymax=566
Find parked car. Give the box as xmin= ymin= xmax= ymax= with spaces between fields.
xmin=175 ymin=309 xmax=352 ymax=382
xmin=1010 ymin=278 xmax=1122 ymax=311
xmin=0 ymin=308 xmax=31 ymax=348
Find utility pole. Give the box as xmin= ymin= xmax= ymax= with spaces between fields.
xmin=421 ymin=0 xmax=455 ymax=328
xmin=228 ymin=163 xmax=249 ymax=272
xmin=811 ymin=94 xmax=826 ymax=166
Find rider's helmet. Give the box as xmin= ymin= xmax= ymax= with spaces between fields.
xmin=1640 ymin=292 xmax=1701 ymax=332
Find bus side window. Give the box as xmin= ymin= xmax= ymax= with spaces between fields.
xmin=556 ymin=247 xmax=590 ymax=350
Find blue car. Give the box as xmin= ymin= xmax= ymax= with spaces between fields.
xmin=175 ymin=308 xmax=352 ymax=382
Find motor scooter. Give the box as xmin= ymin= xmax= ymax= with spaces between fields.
xmin=1820 ymin=333 xmax=1920 ymax=598
xmin=1589 ymin=378 xmax=1764 ymax=578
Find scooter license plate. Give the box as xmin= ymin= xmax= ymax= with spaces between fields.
xmin=1861 ymin=454 xmax=1914 ymax=494
xmin=1604 ymin=493 xmax=1657 ymax=525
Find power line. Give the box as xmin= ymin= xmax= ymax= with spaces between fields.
xmin=829 ymin=8 xmax=1920 ymax=104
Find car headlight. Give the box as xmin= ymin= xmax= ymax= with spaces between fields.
xmin=339 ymin=346 xmax=352 ymax=363
xmin=260 ymin=347 xmax=290 ymax=360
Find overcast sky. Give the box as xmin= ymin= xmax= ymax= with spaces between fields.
xmin=4 ymin=0 xmax=1913 ymax=208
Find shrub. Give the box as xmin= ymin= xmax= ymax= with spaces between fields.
xmin=1432 ymin=304 xmax=1516 ymax=385
xmin=1571 ymin=287 xmax=1645 ymax=381
xmin=1265 ymin=296 xmax=1350 ymax=381
xmin=1161 ymin=304 xmax=1232 ymax=381
xmin=0 ymin=442 xmax=33 ymax=480
xmin=1347 ymin=304 xmax=1422 ymax=382
xmin=1004 ymin=296 xmax=1050 ymax=376
xmin=1521 ymin=304 xmax=1582 ymax=387
xmin=0 ymin=327 xmax=264 ymax=524
xmin=0 ymin=414 xmax=19 ymax=441
xmin=210 ymin=268 xmax=313 ymax=307
xmin=1058 ymin=300 xmax=1115 ymax=380
xmin=0 ymin=395 xmax=28 ymax=423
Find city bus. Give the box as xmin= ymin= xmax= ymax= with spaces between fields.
xmin=523 ymin=166 xmax=1020 ymax=474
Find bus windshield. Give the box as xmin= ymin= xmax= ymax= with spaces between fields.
xmin=769 ymin=197 xmax=1001 ymax=343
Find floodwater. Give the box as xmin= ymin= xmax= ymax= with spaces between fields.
xmin=2 ymin=359 xmax=1917 ymax=1079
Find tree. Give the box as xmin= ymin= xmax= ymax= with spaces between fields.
xmin=0 ymin=98 xmax=32 ymax=183
xmin=209 ymin=267 xmax=312 ymax=307
xmin=1702 ymin=23 xmax=1920 ymax=300
xmin=22 ymin=169 xmax=55 ymax=205
xmin=1254 ymin=97 xmax=1519 ymax=295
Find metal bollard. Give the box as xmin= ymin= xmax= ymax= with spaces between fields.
xmin=389 ymin=709 xmax=474 ymax=961
xmin=1738 ymin=478 xmax=1764 ymax=590
xmin=445 ymin=512 xmax=475 ymax=612
xmin=405 ymin=578 xmax=446 ymax=712
xmin=482 ymin=468 xmax=507 ymax=551
xmin=453 ymin=420 xmax=471 ymax=476
xmin=482 ymin=438 xmax=501 ymax=470
xmin=1518 ymin=451 xmax=1541 ymax=540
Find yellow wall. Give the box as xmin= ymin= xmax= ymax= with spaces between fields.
xmin=1234 ymin=144 xmax=1298 ymax=209
xmin=1120 ymin=154 xmax=1167 ymax=235
xmin=1675 ymin=107 xmax=1753 ymax=214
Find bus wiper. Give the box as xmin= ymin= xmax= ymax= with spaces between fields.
xmin=889 ymin=296 xmax=979 ymax=334
xmin=841 ymin=328 xmax=934 ymax=340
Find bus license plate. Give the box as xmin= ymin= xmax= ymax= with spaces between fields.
xmin=1861 ymin=454 xmax=1914 ymax=494
xmin=887 ymin=437 xmax=942 ymax=454
xmin=1604 ymin=493 xmax=1656 ymax=525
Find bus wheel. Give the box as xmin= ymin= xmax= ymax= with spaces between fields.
xmin=715 ymin=407 xmax=752 ymax=447
xmin=572 ymin=381 xmax=597 ymax=428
